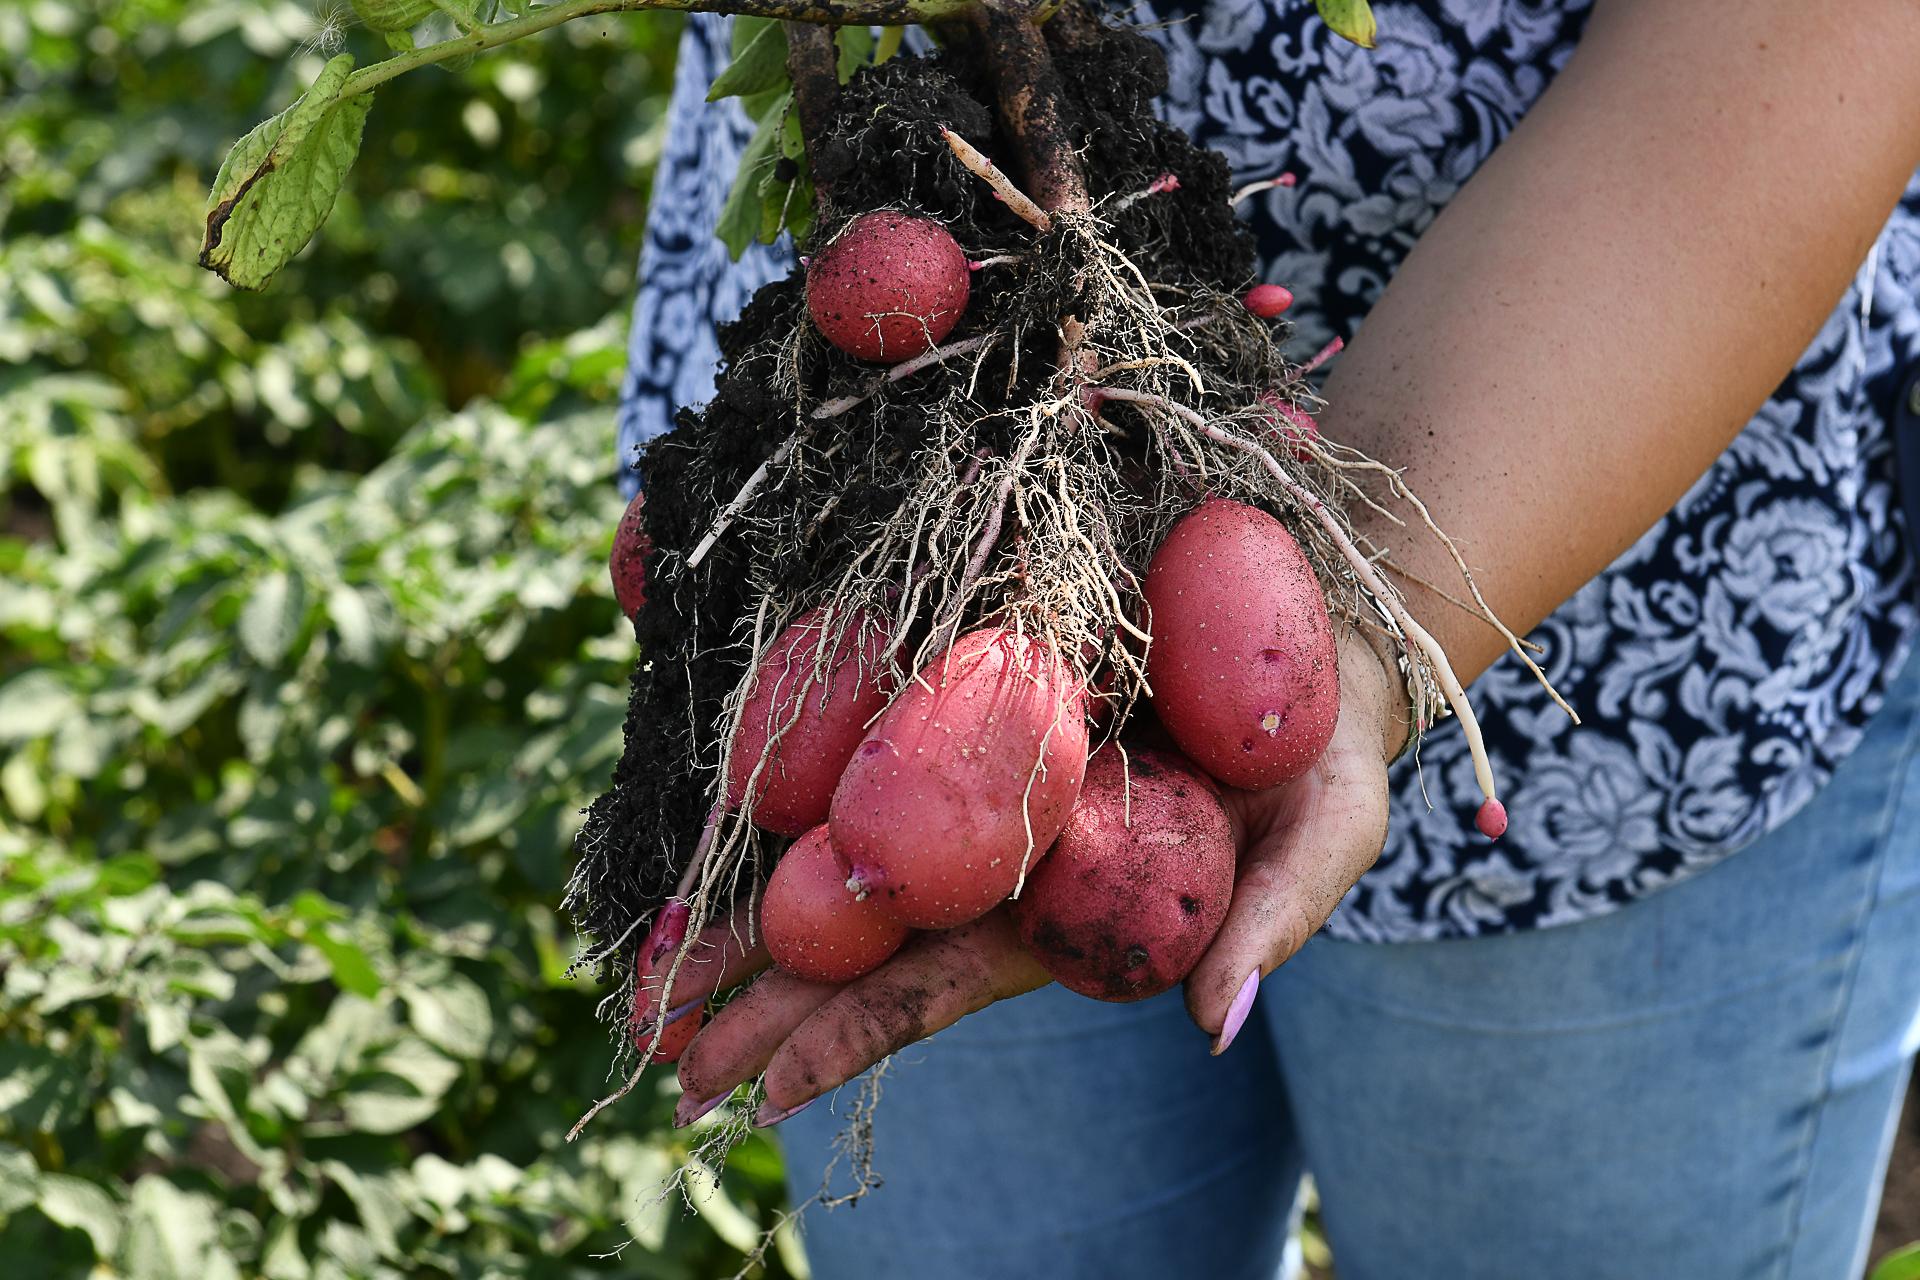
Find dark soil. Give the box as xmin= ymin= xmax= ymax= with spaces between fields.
xmin=568 ymin=13 xmax=1271 ymax=979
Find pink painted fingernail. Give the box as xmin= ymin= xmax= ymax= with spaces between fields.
xmin=752 ymin=1097 xmax=816 ymax=1128
xmin=1211 ymin=969 xmax=1261 ymax=1056
xmin=634 ymin=996 xmax=705 ymax=1040
xmin=674 ymin=1091 xmax=730 ymax=1128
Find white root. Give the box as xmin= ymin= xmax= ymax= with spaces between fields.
xmin=687 ymin=433 xmax=802 ymax=569
xmin=1230 ymin=173 xmax=1296 ymax=207
xmin=812 ymin=335 xmax=994 ymax=420
xmin=941 ymin=127 xmax=1051 ymax=232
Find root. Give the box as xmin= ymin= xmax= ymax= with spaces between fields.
xmin=941 ymin=128 xmax=1051 ymax=230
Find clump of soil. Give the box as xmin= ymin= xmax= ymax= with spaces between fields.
xmin=566 ymin=20 xmax=1278 ymax=975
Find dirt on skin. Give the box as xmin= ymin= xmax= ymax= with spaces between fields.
xmin=568 ymin=16 xmax=1278 ymax=985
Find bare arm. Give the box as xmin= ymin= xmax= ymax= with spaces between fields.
xmin=1326 ymin=0 xmax=1920 ymax=688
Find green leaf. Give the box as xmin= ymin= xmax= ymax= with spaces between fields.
xmin=835 ymin=25 xmax=874 ymax=82
xmin=780 ymin=109 xmax=807 ymax=163
xmin=338 ymin=1040 xmax=460 ymax=1134
xmin=731 ymin=14 xmax=774 ymax=58
xmin=200 ymin=55 xmax=373 ymax=290
xmin=1315 ymin=0 xmax=1377 ymax=47
xmin=325 ymin=583 xmax=378 ymax=665
xmin=38 ymin=1173 xmax=125 ymax=1258
xmin=398 ymin=970 xmax=493 ymax=1060
xmin=708 ymin=20 xmax=789 ymax=103
xmin=307 ymin=929 xmax=383 ymax=999
xmin=121 ymin=1176 xmax=239 ymax=1280
xmin=0 ymin=671 xmax=78 ymax=744
xmin=716 ymin=100 xmax=787 ymax=260
xmin=238 ymin=570 xmax=305 ymax=667
xmin=874 ymin=24 xmax=904 ymax=65
xmin=317 ymin=1161 xmax=411 ymax=1262
xmin=0 ymin=1146 xmax=38 ymax=1216
xmin=1873 ymin=1245 xmax=1920 ymax=1280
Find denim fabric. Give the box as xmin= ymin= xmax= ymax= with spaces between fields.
xmin=775 ymin=656 xmax=1920 ymax=1279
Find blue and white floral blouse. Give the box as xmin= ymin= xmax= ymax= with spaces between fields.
xmin=617 ymin=1 xmax=1920 ymax=942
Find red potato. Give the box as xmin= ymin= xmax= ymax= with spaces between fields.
xmin=806 ymin=211 xmax=970 ymax=363
xmin=1011 ymin=746 xmax=1234 ymax=1001
xmin=610 ymin=489 xmax=650 ymax=620
xmin=1143 ymin=499 xmax=1339 ymax=789
xmin=830 ymin=627 xmax=1089 ymax=929
xmin=725 ymin=608 xmax=896 ymax=837
xmin=763 ymin=824 xmax=912 ymax=983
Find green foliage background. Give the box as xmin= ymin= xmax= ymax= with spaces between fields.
xmin=0 ymin=3 xmax=804 ymax=1275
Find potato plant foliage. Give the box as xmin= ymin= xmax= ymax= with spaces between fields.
xmin=1 ymin=2 xmax=801 ymax=1275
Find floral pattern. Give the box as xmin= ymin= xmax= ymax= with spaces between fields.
xmin=619 ymin=2 xmax=1920 ymax=941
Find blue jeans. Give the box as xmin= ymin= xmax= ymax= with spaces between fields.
xmin=778 ymin=655 xmax=1920 ymax=1279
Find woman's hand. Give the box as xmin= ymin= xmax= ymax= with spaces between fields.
xmin=667 ymin=628 xmax=1406 ymax=1125
xmin=1184 ymin=627 xmax=1401 ymax=1051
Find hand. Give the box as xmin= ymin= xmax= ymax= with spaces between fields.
xmin=1182 ymin=627 xmax=1400 ymax=1052
xmin=667 ymin=628 xmax=1405 ymax=1124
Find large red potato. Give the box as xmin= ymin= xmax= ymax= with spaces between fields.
xmin=829 ymin=627 xmax=1089 ymax=929
xmin=1143 ymin=499 xmax=1339 ymax=789
xmin=763 ymin=824 xmax=912 ymax=983
xmin=725 ymin=608 xmax=895 ymax=836
xmin=806 ymin=211 xmax=969 ymax=363
xmin=1011 ymin=746 xmax=1235 ymax=1001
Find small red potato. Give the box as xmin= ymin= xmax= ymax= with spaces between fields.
xmin=1143 ymin=499 xmax=1339 ymax=789
xmin=806 ymin=211 xmax=970 ymax=363
xmin=763 ymin=824 xmax=912 ymax=983
xmin=1242 ymin=283 xmax=1294 ymax=318
xmin=830 ymin=627 xmax=1088 ymax=929
xmin=726 ymin=608 xmax=895 ymax=836
xmin=1011 ymin=746 xmax=1234 ymax=1001
xmin=610 ymin=489 xmax=650 ymax=620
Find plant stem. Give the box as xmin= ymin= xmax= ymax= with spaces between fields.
xmin=972 ymin=2 xmax=1087 ymax=215
xmin=341 ymin=0 xmax=974 ymax=99
xmin=784 ymin=21 xmax=841 ymax=196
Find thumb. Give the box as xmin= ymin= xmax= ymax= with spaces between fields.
xmin=1183 ymin=633 xmax=1396 ymax=1049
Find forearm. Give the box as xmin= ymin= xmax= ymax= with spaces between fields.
xmin=1320 ymin=0 xmax=1920 ymax=685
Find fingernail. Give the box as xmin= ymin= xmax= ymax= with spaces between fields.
xmin=752 ymin=1097 xmax=816 ymax=1128
xmin=633 ymin=996 xmax=705 ymax=1039
xmin=1211 ymin=969 xmax=1261 ymax=1056
xmin=674 ymin=1091 xmax=730 ymax=1128
xmin=662 ymin=996 xmax=704 ymax=1027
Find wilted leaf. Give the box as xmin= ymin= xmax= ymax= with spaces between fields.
xmin=200 ymin=56 xmax=372 ymax=290
xmin=1316 ymin=0 xmax=1377 ymax=47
